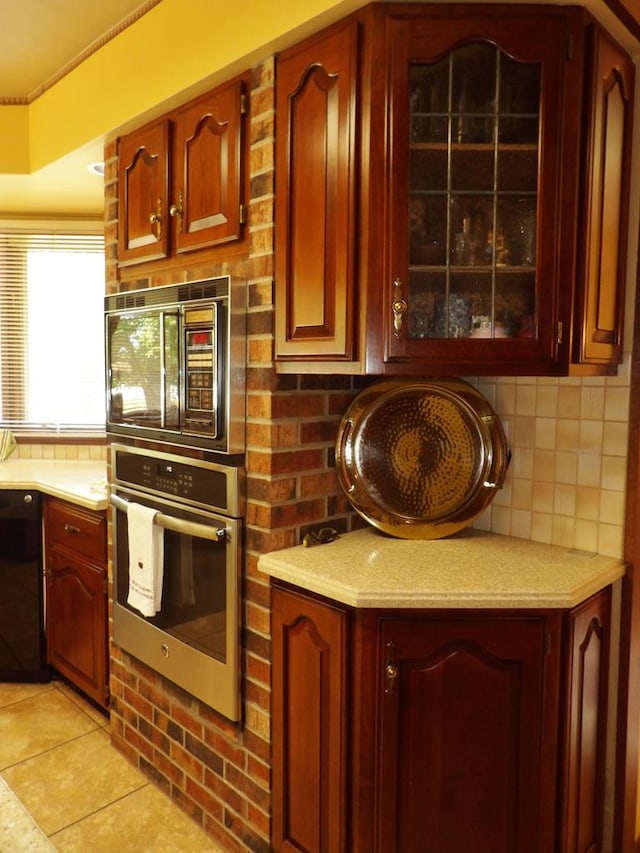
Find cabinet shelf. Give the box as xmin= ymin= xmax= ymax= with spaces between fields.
xmin=410 ymin=142 xmax=538 ymax=152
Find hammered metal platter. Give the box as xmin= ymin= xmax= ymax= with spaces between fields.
xmin=335 ymin=378 xmax=511 ymax=539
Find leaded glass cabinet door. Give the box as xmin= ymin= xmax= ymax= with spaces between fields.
xmin=384 ymin=10 xmax=580 ymax=375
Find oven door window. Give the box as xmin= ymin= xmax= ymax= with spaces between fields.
xmin=115 ymin=504 xmax=230 ymax=664
xmin=107 ymin=309 xmax=180 ymax=430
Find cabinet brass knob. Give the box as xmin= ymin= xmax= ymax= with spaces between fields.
xmin=148 ymin=198 xmax=163 ymax=240
xmin=169 ymin=189 xmax=184 ymax=233
xmin=392 ymin=278 xmax=407 ymax=337
xmin=64 ymin=523 xmax=81 ymax=535
xmin=384 ymin=663 xmax=399 ymax=694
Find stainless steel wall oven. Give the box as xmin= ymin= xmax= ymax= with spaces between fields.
xmin=110 ymin=444 xmax=244 ymax=721
xmin=105 ymin=276 xmax=245 ymax=454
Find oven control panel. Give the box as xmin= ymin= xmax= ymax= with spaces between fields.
xmin=112 ymin=445 xmax=243 ymax=518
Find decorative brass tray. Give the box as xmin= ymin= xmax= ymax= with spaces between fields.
xmin=335 ymin=378 xmax=510 ymax=539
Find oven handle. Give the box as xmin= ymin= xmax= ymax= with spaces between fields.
xmin=110 ymin=493 xmax=227 ymax=542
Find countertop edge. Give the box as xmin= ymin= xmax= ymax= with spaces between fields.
xmin=258 ymin=530 xmax=627 ymax=610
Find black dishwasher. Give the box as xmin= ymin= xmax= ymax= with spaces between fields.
xmin=0 ymin=490 xmax=49 ymax=681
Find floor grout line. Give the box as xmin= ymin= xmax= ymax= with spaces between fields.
xmin=46 ymin=781 xmax=151 ymax=842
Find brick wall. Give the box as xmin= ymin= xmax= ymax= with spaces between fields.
xmin=104 ymin=57 xmax=362 ymax=852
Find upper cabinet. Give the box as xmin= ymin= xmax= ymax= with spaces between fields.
xmin=573 ymin=24 xmax=634 ymax=370
xmin=118 ymin=78 xmax=247 ymax=269
xmin=274 ymin=4 xmax=635 ymax=377
xmin=275 ymin=20 xmax=359 ymax=361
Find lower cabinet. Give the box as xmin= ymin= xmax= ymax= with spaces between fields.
xmin=44 ymin=497 xmax=109 ymax=708
xmin=271 ymin=583 xmax=611 ymax=853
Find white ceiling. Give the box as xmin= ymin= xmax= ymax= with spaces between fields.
xmin=0 ymin=0 xmax=159 ymax=220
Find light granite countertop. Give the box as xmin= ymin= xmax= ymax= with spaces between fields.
xmin=258 ymin=526 xmax=626 ymax=609
xmin=0 ymin=459 xmax=108 ymax=511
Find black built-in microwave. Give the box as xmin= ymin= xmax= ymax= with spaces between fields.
xmin=105 ymin=277 xmax=245 ymax=454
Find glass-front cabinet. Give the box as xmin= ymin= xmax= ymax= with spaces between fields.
xmin=384 ymin=9 xmax=585 ymax=374
xmin=407 ymin=44 xmax=539 ymax=341
xmin=274 ymin=5 xmax=633 ymax=377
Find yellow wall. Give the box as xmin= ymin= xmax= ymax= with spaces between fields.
xmin=0 ymin=106 xmax=29 ymax=173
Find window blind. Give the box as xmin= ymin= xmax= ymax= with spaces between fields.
xmin=0 ymin=230 xmax=105 ymax=434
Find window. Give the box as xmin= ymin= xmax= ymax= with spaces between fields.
xmin=0 ymin=229 xmax=105 ymax=434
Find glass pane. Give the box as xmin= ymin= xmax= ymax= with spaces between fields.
xmin=408 ymin=42 xmax=542 ymax=341
xmin=411 ymin=148 xmax=447 ymax=191
xmin=410 ymin=58 xmax=449 ymax=144
xmin=496 ymin=196 xmax=537 ymax=267
xmin=449 ymin=195 xmax=494 ymax=267
xmin=410 ymin=195 xmax=447 ymax=265
xmin=499 ymin=55 xmax=541 ymax=114
xmin=496 ymin=272 xmax=536 ymax=338
xmin=497 ymin=148 xmax=538 ymax=191
xmin=408 ymin=271 xmax=446 ymax=338
xmin=451 ymin=149 xmax=494 ymax=191
xmin=452 ymin=44 xmax=497 ymax=144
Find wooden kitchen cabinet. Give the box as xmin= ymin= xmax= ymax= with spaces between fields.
xmin=118 ymin=77 xmax=246 ymax=268
xmin=275 ymin=19 xmax=359 ymax=361
xmin=274 ymin=4 xmax=634 ymax=377
xmin=44 ymin=497 xmax=109 ymax=708
xmin=271 ymin=583 xmax=612 ymax=852
xmin=271 ymin=586 xmax=348 ymax=851
xmin=572 ymin=23 xmax=634 ymax=371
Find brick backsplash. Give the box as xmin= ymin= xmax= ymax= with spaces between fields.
xmin=104 ymin=51 xmax=632 ymax=852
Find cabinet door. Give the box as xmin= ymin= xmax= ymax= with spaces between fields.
xmin=275 ymin=20 xmax=359 ymax=361
xmin=271 ymin=586 xmax=348 ymax=853
xmin=573 ymin=25 xmax=634 ymax=371
xmin=559 ymin=588 xmax=611 ymax=852
xmin=382 ymin=8 xmax=581 ymax=375
xmin=171 ymin=80 xmax=245 ymax=253
xmin=46 ymin=548 xmax=108 ymax=707
xmin=118 ymin=119 xmax=170 ymax=266
xmin=376 ymin=613 xmax=561 ymax=853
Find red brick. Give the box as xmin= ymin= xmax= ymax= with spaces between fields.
xmin=246 ymin=653 xmax=271 ymax=688
xmin=203 ymin=767 xmax=246 ymax=814
xmin=151 ymin=749 xmax=185 ymax=787
xmin=184 ymin=775 xmax=224 ymax=821
xmin=170 ymin=702 xmax=204 ymax=739
xmin=247 ymin=800 xmax=271 ymax=839
xmin=122 ymin=684 xmax=153 ymax=722
xmin=225 ymin=762 xmax=270 ymax=810
xmin=169 ymin=741 xmax=205 ymax=783
xmin=244 ymin=680 xmax=270 ymax=715
xmin=201 ymin=728 xmax=245 ymax=769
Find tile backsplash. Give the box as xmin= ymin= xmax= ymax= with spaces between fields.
xmin=13 ymin=443 xmax=107 ymax=462
xmin=474 ymin=354 xmax=631 ymax=558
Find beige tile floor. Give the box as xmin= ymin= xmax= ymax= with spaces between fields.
xmin=0 ymin=679 xmax=225 ymax=851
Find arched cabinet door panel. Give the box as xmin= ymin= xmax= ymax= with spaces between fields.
xmin=376 ymin=613 xmax=561 ymax=853
xmin=118 ymin=120 xmax=170 ymax=266
xmin=173 ymin=80 xmax=245 ymax=253
xmin=275 ymin=19 xmax=359 ymax=361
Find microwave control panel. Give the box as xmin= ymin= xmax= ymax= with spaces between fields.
xmin=183 ymin=303 xmax=219 ymax=437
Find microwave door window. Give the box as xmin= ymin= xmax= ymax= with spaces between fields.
xmin=162 ymin=313 xmax=179 ymax=429
xmin=107 ymin=311 xmax=179 ymax=429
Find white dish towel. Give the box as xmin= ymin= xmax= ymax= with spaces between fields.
xmin=127 ymin=502 xmax=164 ymax=617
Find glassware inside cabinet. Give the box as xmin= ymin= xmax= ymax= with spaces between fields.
xmin=408 ymin=42 xmax=541 ymax=341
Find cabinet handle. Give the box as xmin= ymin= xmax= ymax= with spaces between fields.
xmin=384 ymin=641 xmax=398 ymax=694
xmin=169 ymin=190 xmax=184 ymax=233
xmin=64 ymin=523 xmax=81 ymax=535
xmin=392 ymin=278 xmax=407 ymax=338
xmin=149 ymin=198 xmax=163 ymax=240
